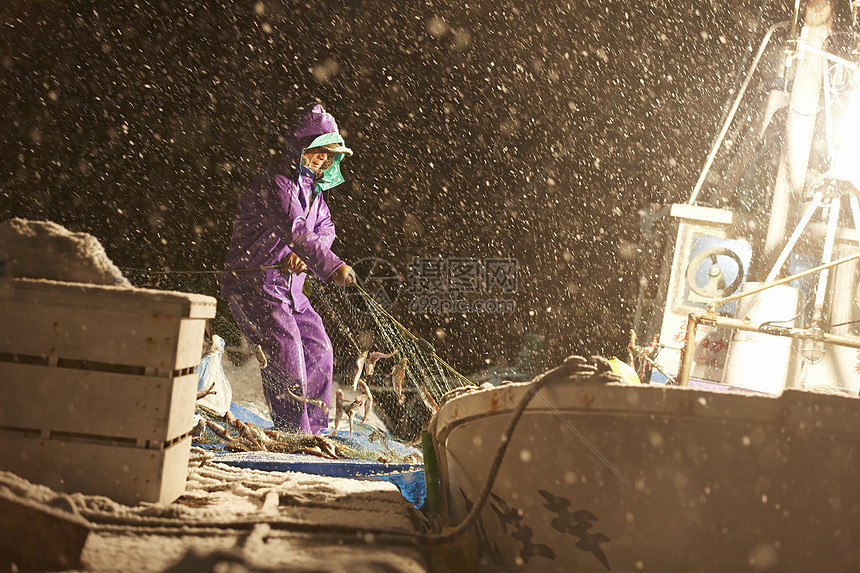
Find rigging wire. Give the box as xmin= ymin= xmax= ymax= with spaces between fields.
xmin=757 ymin=291 xmax=815 ymax=328
xmin=826 ymin=317 xmax=860 ymax=328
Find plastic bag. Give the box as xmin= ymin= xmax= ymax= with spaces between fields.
xmin=195 ymin=334 xmax=233 ymax=416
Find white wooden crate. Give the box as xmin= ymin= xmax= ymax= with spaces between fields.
xmin=0 ymin=278 xmax=216 ymax=504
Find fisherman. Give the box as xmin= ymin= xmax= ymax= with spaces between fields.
xmin=221 ymin=103 xmax=356 ymax=434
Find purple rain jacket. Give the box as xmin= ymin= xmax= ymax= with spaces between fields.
xmin=221 ymin=104 xmax=348 ymax=310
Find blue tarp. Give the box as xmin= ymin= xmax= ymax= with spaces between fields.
xmin=229 ymin=401 xmax=273 ymax=429
xmin=213 ymin=402 xmax=427 ymax=509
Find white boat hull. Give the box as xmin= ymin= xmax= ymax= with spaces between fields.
xmin=432 ymin=381 xmax=860 ymax=572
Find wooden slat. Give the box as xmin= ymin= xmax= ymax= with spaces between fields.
xmin=0 ymin=302 xmax=208 ymax=372
xmin=0 ymin=278 xmax=215 ymax=371
xmin=3 ymin=278 xmax=217 ymax=318
xmin=0 ymin=433 xmax=193 ymax=505
xmin=0 ymin=362 xmax=197 ymax=444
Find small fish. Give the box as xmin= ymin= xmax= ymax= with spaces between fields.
xmin=226 ymin=413 xmax=266 ymax=451
xmin=420 ymin=384 xmax=439 ymax=414
xmin=205 ymin=420 xmax=235 ymax=442
xmin=367 ymin=428 xmax=390 ymax=449
xmin=255 ymin=344 xmax=268 ymax=369
xmin=224 ymin=442 xmax=252 ymax=453
xmin=333 ymin=389 xmax=363 ymax=438
xmin=334 ymin=389 xmax=345 ymax=429
xmin=196 ymin=382 xmax=217 ymax=401
xmin=364 ymin=348 xmax=399 ymax=377
xmin=352 ymin=350 xmax=369 ymax=390
xmin=356 ymin=379 xmax=373 ymax=424
xmin=295 ymin=447 xmax=337 ymax=459
xmin=391 ymin=357 xmax=408 ymax=403
xmin=286 ymin=386 xmax=330 ymax=416
xmin=239 ymin=421 xmax=272 ymax=447
xmin=313 ymin=435 xmax=339 ymax=459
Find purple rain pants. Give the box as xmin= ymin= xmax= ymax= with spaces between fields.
xmin=225 ymin=284 xmax=332 ymax=434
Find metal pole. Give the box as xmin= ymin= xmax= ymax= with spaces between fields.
xmin=799 ymin=41 xmax=859 ymax=69
xmin=764 ymin=190 xmax=823 ymax=284
xmin=698 ymin=315 xmax=860 ymax=350
xmin=763 ymin=0 xmax=832 ymax=256
xmin=677 ymin=313 xmax=701 ymax=387
xmin=812 ymin=196 xmax=841 ymax=322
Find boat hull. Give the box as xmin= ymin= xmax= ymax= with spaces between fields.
xmin=432 ymin=382 xmax=860 ymax=572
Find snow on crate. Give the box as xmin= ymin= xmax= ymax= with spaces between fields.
xmin=0 ymin=218 xmax=130 ymax=286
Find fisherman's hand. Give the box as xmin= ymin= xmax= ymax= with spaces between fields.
xmin=280 ymin=253 xmax=308 ymax=275
xmin=330 ymin=264 xmax=357 ymax=286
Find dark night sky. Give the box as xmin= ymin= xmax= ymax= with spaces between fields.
xmin=0 ymin=0 xmax=790 ymax=374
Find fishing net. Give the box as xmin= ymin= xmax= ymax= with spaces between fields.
xmin=311 ymin=278 xmax=471 ymax=438
xmin=123 ymin=268 xmax=472 ymax=443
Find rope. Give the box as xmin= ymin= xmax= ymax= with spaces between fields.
xmin=120 ymin=264 xmax=281 ymax=275
xmin=415 ymin=356 xmax=601 ymax=544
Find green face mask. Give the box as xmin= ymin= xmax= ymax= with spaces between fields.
xmin=305 ymin=133 xmax=351 ymax=192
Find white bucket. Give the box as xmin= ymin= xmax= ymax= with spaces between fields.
xmin=722 ymin=282 xmax=801 ymax=394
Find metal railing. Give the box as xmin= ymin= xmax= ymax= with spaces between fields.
xmin=677 ymin=250 xmax=860 ymax=386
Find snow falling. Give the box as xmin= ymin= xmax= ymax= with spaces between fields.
xmin=1 ymin=0 xmax=791 ymax=372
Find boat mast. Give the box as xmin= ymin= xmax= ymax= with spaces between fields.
xmin=754 ymin=0 xmax=833 ymax=280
